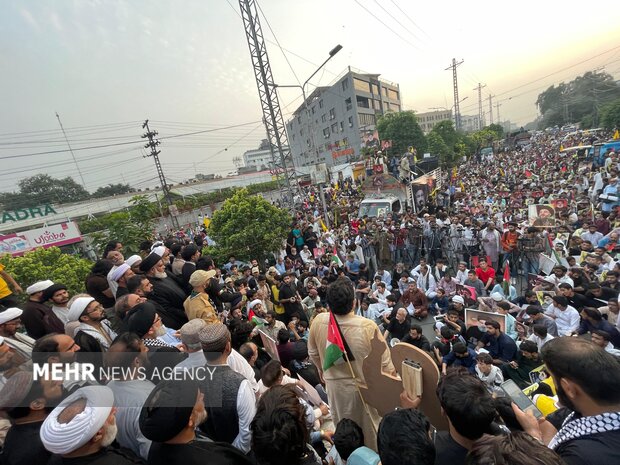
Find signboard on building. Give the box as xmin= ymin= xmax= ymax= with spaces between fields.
xmin=332 ymin=148 xmax=354 ymax=159
xmin=0 ymin=221 xmax=82 ymax=256
xmin=1 ymin=204 xmax=58 ymax=224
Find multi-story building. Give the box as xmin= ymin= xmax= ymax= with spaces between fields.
xmin=459 ymin=115 xmax=482 ymax=133
xmin=242 ymin=139 xmax=283 ymax=171
xmin=415 ymin=110 xmax=453 ymax=134
xmin=285 ymin=68 xmax=402 ymax=168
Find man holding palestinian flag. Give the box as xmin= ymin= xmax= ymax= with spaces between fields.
xmin=308 ymin=278 xmax=396 ymax=451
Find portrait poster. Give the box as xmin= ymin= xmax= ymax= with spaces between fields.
xmin=456 ymin=284 xmax=477 ymax=307
xmin=538 ymin=254 xmax=556 ymax=275
xmin=258 ymin=329 xmax=280 ymax=361
xmin=528 ymin=204 xmax=556 ymax=228
xmin=411 ymin=184 xmax=429 ymax=213
xmin=464 ymin=308 xmax=507 ymax=334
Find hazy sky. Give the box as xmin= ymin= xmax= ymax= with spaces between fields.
xmin=2 ymin=0 xmax=620 ymax=194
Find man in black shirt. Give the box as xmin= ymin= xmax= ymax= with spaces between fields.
xmin=558 ymin=283 xmax=591 ymax=311
xmin=434 ymin=368 xmax=497 ymax=465
xmin=384 ymin=308 xmax=410 ymax=341
xmin=402 ymin=324 xmax=431 ymax=351
xmin=0 ymin=371 xmax=64 ymax=465
xmin=140 ymin=379 xmax=251 ymax=465
xmin=586 ymin=283 xmax=619 ymax=308
xmin=279 ymin=272 xmax=305 ymax=324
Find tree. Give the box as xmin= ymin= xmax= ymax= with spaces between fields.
xmin=376 ymin=111 xmax=427 ymax=157
xmin=1 ymin=174 xmax=90 ymax=210
xmin=87 ymin=195 xmax=156 ymax=256
xmin=427 ymin=132 xmax=453 ymax=167
xmin=487 ymin=123 xmax=504 ymax=138
xmin=600 ymin=98 xmax=620 ymax=130
xmin=0 ymin=247 xmax=92 ymax=300
xmin=91 ymin=183 xmax=133 ymax=199
xmin=207 ymin=189 xmax=290 ymax=263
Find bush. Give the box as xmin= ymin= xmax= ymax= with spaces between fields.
xmin=0 ymin=247 xmax=93 ymax=300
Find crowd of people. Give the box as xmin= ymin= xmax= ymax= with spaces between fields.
xmin=0 ymin=126 xmax=619 ymax=465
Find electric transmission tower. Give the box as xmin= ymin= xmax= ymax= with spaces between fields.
xmin=488 ymin=95 xmax=494 ymax=127
xmin=238 ymin=0 xmax=300 ymax=209
xmin=142 ymin=120 xmax=179 ymax=230
xmin=445 ymin=58 xmax=464 ymax=130
xmin=474 ymin=83 xmax=486 ymax=129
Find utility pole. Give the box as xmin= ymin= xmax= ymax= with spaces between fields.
xmin=55 ymin=112 xmax=87 ymax=191
xmin=445 ymin=58 xmax=464 ymax=130
xmin=474 ymin=83 xmax=486 ymax=129
xmin=495 ymin=102 xmax=502 ymax=126
xmin=487 ymin=95 xmax=494 ymax=127
xmin=142 ymin=120 xmax=179 ymax=230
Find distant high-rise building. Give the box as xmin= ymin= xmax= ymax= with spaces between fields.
xmin=242 ymin=139 xmax=287 ymax=171
xmin=285 ymin=68 xmax=402 ymax=168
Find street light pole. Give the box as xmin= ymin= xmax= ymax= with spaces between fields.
xmin=270 ymin=44 xmax=342 ymax=228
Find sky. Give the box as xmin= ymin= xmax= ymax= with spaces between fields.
xmin=1 ymin=0 xmax=620 ymax=194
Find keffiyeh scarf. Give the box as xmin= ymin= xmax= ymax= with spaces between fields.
xmin=549 ymin=411 xmax=620 ymax=450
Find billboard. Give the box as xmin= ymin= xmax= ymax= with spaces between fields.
xmin=0 ymin=221 xmax=82 ymax=256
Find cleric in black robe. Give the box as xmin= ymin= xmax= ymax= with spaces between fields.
xmin=140 ymin=379 xmax=252 ymax=465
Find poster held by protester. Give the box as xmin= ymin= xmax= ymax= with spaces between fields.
xmin=465 ymin=308 xmax=507 ymax=334
xmin=529 ymin=204 xmax=556 ymax=228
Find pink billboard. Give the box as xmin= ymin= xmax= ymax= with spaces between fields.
xmin=0 ymin=221 xmax=82 ymax=256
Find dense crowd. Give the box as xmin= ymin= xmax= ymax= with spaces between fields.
xmin=0 ymin=127 xmax=619 ymax=465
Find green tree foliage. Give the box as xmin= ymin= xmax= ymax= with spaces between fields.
xmin=376 ymin=111 xmax=427 ymax=156
xmin=487 ymin=124 xmax=504 ymax=138
xmin=536 ymin=71 xmax=620 ymax=129
xmin=91 ymin=183 xmax=133 ymax=199
xmin=207 ymin=189 xmax=290 ymax=263
xmin=0 ymin=247 xmax=92 ymax=299
xmin=86 ymin=195 xmax=156 ymax=256
xmin=600 ymin=98 xmax=620 ymax=130
xmin=0 ymin=174 xmax=90 ymax=210
xmin=426 ymin=132 xmax=451 ymax=167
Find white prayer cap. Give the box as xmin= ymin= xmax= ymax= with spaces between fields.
xmin=452 ymin=295 xmax=465 ymax=305
xmin=40 ymin=386 xmax=114 ymax=455
xmin=67 ymin=297 xmax=95 ymax=322
xmin=248 ymin=299 xmax=262 ymax=310
xmin=0 ymin=307 xmax=23 ymax=325
xmin=125 ymin=255 xmax=142 ymax=267
xmin=152 ymin=246 xmax=166 ymax=257
xmin=26 ymin=280 xmax=54 ymax=295
xmin=109 ymin=264 xmax=131 ymax=282
xmin=490 ymin=292 xmax=503 ymax=302
xmin=150 ymin=241 xmax=164 ymax=250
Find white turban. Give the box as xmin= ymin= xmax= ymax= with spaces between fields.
xmin=0 ymin=307 xmax=22 ymax=325
xmin=26 ymin=280 xmax=54 ymax=295
xmin=67 ymin=297 xmax=95 ymax=322
xmin=152 ymin=246 xmax=166 ymax=257
xmin=109 ymin=263 xmax=131 ymax=282
xmin=125 ymin=255 xmax=142 ymax=267
xmin=248 ymin=299 xmax=262 ymax=310
xmin=40 ymin=386 xmax=114 ymax=455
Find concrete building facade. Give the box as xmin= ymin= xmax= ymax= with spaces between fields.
xmin=242 ymin=139 xmax=277 ymax=171
xmin=285 ymin=68 xmax=402 ymax=168
xmin=416 ymin=110 xmax=453 ymax=134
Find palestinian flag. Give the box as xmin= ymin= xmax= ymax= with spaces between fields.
xmin=323 ymin=311 xmax=354 ymax=371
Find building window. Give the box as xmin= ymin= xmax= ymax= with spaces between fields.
xmin=300 ymin=128 xmax=304 ymax=136
xmin=371 ymin=83 xmax=379 ymax=95
xmin=345 ymin=98 xmax=352 ymax=111
xmin=354 ymin=78 xmax=371 ymax=93
xmin=319 ymin=99 xmax=324 ymax=109
xmin=358 ymin=113 xmax=376 ymax=127
xmin=356 ymin=96 xmax=370 ymax=109
xmin=331 ymin=122 xmax=338 ymax=133
xmin=307 ymin=139 xmax=311 ymax=148
xmin=339 ymin=122 xmax=344 ymax=132
xmin=391 ymin=103 xmax=400 ymax=112
xmin=329 ymin=108 xmax=336 ymax=120
xmin=311 ymin=106 xmax=316 ymax=114
xmin=291 ymin=134 xmax=295 ymax=142
xmin=373 ymin=99 xmax=382 ymax=110
xmin=342 ymin=79 xmax=349 ymax=91
xmin=382 ymin=87 xmax=388 ymax=97
xmin=321 ymin=114 xmax=326 ymax=123
xmin=323 ymin=128 xmax=330 ymax=139
xmin=387 ymin=89 xmax=399 ymax=100
xmin=297 ymin=116 xmax=301 ymax=124
xmin=348 ymin=116 xmax=353 ymax=128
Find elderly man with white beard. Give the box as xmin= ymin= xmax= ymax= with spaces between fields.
xmin=39 ymin=385 xmax=138 ymax=464
xmin=139 ymin=251 xmax=188 ymax=330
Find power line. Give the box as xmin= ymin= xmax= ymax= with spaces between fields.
xmin=388 ymin=0 xmax=432 ymax=41
xmin=352 ymin=0 xmax=420 ymax=50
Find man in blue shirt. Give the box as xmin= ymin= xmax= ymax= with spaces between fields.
xmin=345 ymin=254 xmax=361 ymax=283
xmin=442 ymin=342 xmax=477 ymax=375
xmin=476 ymin=320 xmax=518 ymax=365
